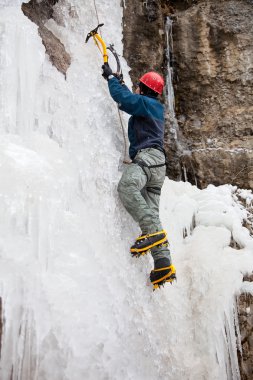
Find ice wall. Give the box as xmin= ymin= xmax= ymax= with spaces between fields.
xmin=0 ymin=2 xmax=136 ymax=379
xmin=0 ymin=1 xmax=252 ymax=380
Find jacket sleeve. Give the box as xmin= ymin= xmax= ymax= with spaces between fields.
xmin=108 ymin=77 xmax=148 ymax=117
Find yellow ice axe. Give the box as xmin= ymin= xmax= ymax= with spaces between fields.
xmin=85 ymin=24 xmax=108 ymax=64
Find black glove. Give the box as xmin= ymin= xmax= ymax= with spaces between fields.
xmin=102 ymin=63 xmax=113 ymax=80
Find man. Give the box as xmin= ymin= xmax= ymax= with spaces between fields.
xmin=102 ymin=63 xmax=176 ymax=289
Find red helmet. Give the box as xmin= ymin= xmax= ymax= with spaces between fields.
xmin=139 ymin=72 xmax=164 ymax=95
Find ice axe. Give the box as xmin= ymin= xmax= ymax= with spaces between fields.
xmin=85 ymin=24 xmax=108 ymax=64
xmin=85 ymin=24 xmax=129 ymax=164
xmin=85 ymin=24 xmax=123 ymax=81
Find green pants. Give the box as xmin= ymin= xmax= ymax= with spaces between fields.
xmin=118 ymin=148 xmax=171 ymax=262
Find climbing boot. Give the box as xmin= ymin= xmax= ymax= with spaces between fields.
xmin=130 ymin=230 xmax=168 ymax=257
xmin=131 ymin=239 xmax=169 ymax=258
xmin=150 ymin=258 xmax=176 ymax=290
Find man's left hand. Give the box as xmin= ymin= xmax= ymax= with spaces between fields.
xmin=102 ymin=63 xmax=113 ymax=80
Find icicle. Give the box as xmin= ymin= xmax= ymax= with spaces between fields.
xmin=165 ymin=17 xmax=175 ymax=118
xmin=165 ymin=16 xmax=184 ymax=181
xmin=223 ymin=303 xmax=241 ymax=380
xmin=165 ymin=16 xmax=181 ymax=142
xmin=183 ymin=164 xmax=188 ymax=182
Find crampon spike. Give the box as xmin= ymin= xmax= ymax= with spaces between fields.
xmin=152 ymin=273 xmax=177 ymax=291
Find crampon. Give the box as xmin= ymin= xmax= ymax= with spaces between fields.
xmin=150 ymin=264 xmax=176 ymax=291
xmin=130 ymin=230 xmax=168 ymax=257
xmin=131 ymin=241 xmax=169 ymax=258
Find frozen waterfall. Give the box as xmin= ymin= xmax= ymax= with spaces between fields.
xmin=0 ymin=1 xmax=252 ymax=380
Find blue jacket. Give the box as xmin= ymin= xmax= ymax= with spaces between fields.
xmin=108 ymin=77 xmax=165 ymax=159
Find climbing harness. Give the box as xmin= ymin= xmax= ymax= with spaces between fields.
xmin=86 ymin=21 xmax=131 ymax=164
xmin=132 ymin=154 xmax=167 ymax=194
xmin=133 ymin=157 xmax=166 ymax=170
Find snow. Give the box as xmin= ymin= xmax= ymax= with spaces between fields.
xmin=0 ymin=1 xmax=252 ymax=380
xmin=241 ymin=281 xmax=253 ymax=295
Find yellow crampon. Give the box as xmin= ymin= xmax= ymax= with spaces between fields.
xmin=152 ymin=265 xmax=176 ymax=290
xmin=135 ymin=230 xmax=167 ymax=242
xmin=131 ymin=230 xmax=168 ymax=253
xmin=85 ymin=23 xmax=108 ymax=64
xmin=132 ymin=242 xmax=169 ymax=258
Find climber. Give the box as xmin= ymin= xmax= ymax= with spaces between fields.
xmin=102 ymin=63 xmax=176 ymax=289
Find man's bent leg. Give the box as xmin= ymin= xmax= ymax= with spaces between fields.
xmin=142 ymin=188 xmax=171 ymax=263
xmin=140 ymin=186 xmax=175 ymax=287
xmin=117 ymin=163 xmax=160 ymax=234
xmin=140 ymin=188 xmax=163 ymax=231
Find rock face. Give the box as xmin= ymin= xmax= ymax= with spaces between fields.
xmin=237 ymin=275 xmax=253 ymax=380
xmin=22 ymin=0 xmax=71 ymax=76
xmin=172 ymin=0 xmax=253 ymax=189
xmin=122 ymin=0 xmax=166 ymax=86
xmin=122 ymin=0 xmax=253 ymax=190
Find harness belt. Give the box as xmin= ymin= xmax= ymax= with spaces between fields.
xmin=132 ymin=158 xmax=166 ymax=195
xmin=146 ymin=187 xmax=162 ymax=195
xmin=133 ymin=158 xmax=166 ymax=169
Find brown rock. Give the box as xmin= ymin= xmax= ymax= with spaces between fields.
xmin=122 ymin=0 xmax=166 ymax=88
xmin=123 ymin=0 xmax=253 ymax=189
xmin=22 ymin=0 xmax=71 ymax=76
xmin=182 ymin=148 xmax=253 ymax=188
xmin=22 ymin=0 xmax=59 ymax=23
xmin=171 ymin=0 xmax=253 ymax=189
xmin=38 ymin=25 xmax=71 ymax=77
xmin=237 ymin=286 xmax=253 ymax=380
